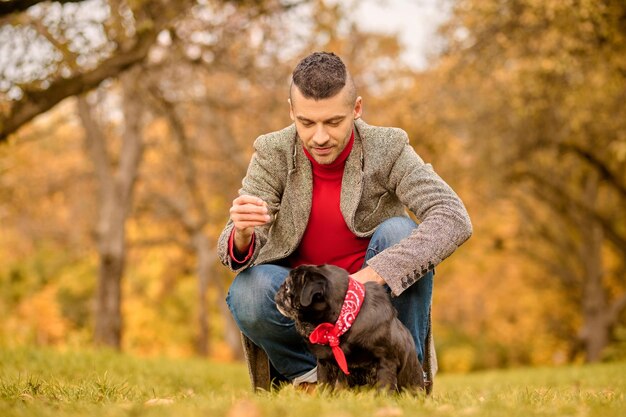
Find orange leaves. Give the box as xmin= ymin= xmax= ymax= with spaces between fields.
xmin=6 ymin=285 xmax=71 ymax=346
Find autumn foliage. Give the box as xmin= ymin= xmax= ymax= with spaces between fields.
xmin=0 ymin=0 xmax=625 ymax=371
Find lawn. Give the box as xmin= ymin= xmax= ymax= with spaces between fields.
xmin=0 ymin=347 xmax=624 ymax=417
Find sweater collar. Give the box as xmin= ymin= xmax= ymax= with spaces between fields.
xmin=302 ymin=130 xmax=355 ymax=172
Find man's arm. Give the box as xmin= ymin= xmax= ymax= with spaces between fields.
xmin=366 ymin=142 xmax=472 ymax=296
xmin=229 ymin=195 xmax=270 ymax=255
xmin=217 ymin=133 xmax=287 ymax=271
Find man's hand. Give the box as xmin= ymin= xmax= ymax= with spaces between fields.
xmin=350 ymin=266 xmax=385 ymax=286
xmin=229 ymin=195 xmax=271 ymax=254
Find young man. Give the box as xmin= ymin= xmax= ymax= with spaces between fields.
xmin=218 ymin=52 xmax=472 ymax=388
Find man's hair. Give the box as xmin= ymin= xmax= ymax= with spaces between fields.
xmin=290 ymin=52 xmax=356 ymax=103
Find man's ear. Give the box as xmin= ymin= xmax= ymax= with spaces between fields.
xmin=353 ymin=96 xmax=363 ymax=120
xmin=288 ymin=98 xmax=295 ymax=121
xmin=300 ymin=275 xmax=326 ymax=307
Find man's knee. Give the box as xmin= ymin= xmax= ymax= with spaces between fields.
xmin=370 ymin=216 xmax=418 ymax=252
xmin=378 ymin=216 xmax=418 ymax=237
xmin=226 ymin=265 xmax=288 ymax=332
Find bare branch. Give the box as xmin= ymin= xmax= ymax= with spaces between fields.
xmin=512 ymin=169 xmax=626 ymax=259
xmin=117 ymin=73 xmax=144 ymax=209
xmin=0 ymin=0 xmax=87 ymax=18
xmin=557 ymin=142 xmax=626 ymax=201
xmin=1 ymin=27 xmax=157 ymax=142
xmin=76 ymin=95 xmax=113 ymax=190
xmin=1 ymin=0 xmax=198 ymax=142
xmin=146 ymin=85 xmax=210 ymax=227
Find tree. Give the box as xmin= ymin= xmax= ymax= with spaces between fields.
xmin=438 ymin=0 xmax=626 ymax=361
xmin=76 ymin=70 xmax=145 ymax=347
xmin=0 ymin=0 xmax=87 ymax=17
xmin=2 ymin=0 xmax=309 ymax=352
xmin=0 ymin=0 xmax=195 ymax=142
xmin=132 ymin=0 xmax=302 ymax=356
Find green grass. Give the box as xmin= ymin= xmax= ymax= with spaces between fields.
xmin=0 ymin=347 xmax=624 ymax=417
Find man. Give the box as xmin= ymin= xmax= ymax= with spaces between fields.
xmin=218 ymin=52 xmax=472 ymax=389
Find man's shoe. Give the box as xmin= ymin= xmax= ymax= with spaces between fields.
xmin=295 ymin=382 xmax=317 ymax=394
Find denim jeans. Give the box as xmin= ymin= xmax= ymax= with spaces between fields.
xmin=226 ymin=216 xmax=434 ymax=381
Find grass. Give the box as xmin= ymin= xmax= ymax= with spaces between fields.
xmin=0 ymin=347 xmax=624 ymax=417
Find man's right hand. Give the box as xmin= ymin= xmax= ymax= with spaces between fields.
xmin=229 ymin=195 xmax=271 ymax=254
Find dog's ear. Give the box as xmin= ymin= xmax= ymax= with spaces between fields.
xmin=300 ymin=274 xmax=326 ymax=307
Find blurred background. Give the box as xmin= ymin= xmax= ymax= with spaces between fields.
xmin=1 ymin=0 xmax=625 ymax=373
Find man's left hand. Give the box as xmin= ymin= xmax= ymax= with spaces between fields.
xmin=350 ymin=267 xmax=385 ymax=286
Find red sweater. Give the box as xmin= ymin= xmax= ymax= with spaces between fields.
xmin=229 ymin=131 xmax=370 ymax=273
xmin=288 ymin=132 xmax=369 ymax=273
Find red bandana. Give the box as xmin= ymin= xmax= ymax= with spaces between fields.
xmin=308 ymin=277 xmax=366 ymax=375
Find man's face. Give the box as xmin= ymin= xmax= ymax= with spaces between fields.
xmin=289 ymin=85 xmax=362 ymax=165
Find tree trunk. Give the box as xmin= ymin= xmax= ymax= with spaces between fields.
xmin=193 ymin=231 xmax=213 ymax=356
xmin=578 ymin=173 xmax=609 ymax=362
xmin=78 ymin=72 xmax=144 ymax=349
xmin=95 ymin=247 xmax=125 ymax=346
xmin=148 ymin=88 xmax=245 ymax=359
xmin=579 ymin=222 xmax=608 ymax=362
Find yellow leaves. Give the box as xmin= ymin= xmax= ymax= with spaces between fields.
xmin=432 ymin=194 xmax=577 ymax=370
xmin=431 ymin=0 xmax=626 ymax=368
xmin=121 ymin=263 xmax=196 ymax=357
xmin=7 ymin=284 xmax=71 ymax=346
xmin=609 ymin=139 xmax=626 ymax=163
xmin=211 ymin=340 xmax=237 ymax=362
xmin=1 ymin=0 xmax=623 ymax=370
xmin=440 ymin=345 xmax=477 ymax=374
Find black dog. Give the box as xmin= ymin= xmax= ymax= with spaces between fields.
xmin=275 ymin=264 xmax=424 ymax=392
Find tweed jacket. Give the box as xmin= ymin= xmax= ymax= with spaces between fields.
xmin=218 ymin=119 xmax=472 ymax=296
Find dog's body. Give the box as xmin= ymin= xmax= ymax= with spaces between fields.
xmin=275 ymin=264 xmax=424 ymax=392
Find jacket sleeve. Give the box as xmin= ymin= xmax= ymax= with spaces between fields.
xmin=366 ymin=142 xmax=472 ymax=296
xmin=217 ymin=135 xmax=286 ymax=272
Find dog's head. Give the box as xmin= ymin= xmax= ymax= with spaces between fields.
xmin=275 ymin=264 xmax=349 ymax=325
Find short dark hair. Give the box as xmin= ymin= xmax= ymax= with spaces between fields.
xmin=290 ymin=52 xmax=355 ymax=102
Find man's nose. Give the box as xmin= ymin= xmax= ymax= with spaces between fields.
xmin=312 ymin=125 xmax=330 ymax=145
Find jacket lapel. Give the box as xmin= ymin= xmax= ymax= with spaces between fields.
xmin=340 ymin=124 xmax=364 ymax=233
xmin=284 ymin=136 xmax=313 ymax=247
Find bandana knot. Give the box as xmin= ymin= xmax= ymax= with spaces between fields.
xmin=308 ymin=277 xmax=366 ymax=375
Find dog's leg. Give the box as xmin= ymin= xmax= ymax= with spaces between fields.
xmin=376 ymin=358 xmax=399 ymax=393
xmin=334 ymin=369 xmax=349 ymax=390
xmin=317 ymin=360 xmax=341 ymax=389
xmin=397 ymin=349 xmax=425 ymax=391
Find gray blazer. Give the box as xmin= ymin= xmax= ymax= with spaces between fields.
xmin=218 ymin=119 xmax=472 ymax=296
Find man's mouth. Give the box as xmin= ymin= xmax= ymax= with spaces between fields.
xmin=313 ymin=147 xmax=333 ymax=155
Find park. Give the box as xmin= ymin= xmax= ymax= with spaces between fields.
xmin=1 ymin=1 xmax=625 ymax=416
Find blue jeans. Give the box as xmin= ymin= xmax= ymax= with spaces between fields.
xmin=226 ymin=217 xmax=434 ymax=381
